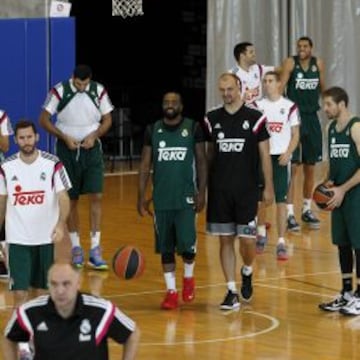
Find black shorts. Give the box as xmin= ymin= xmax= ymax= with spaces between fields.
xmin=206 ymin=187 xmax=258 ymax=236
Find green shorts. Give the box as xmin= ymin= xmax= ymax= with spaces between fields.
xmin=292 ymin=113 xmax=322 ymax=164
xmin=56 ymin=139 xmax=104 ymax=200
xmin=8 ymin=243 xmax=54 ymax=290
xmin=154 ymin=208 xmax=196 ymax=255
xmin=272 ymin=155 xmax=290 ymax=203
xmin=331 ymin=187 xmax=360 ymax=248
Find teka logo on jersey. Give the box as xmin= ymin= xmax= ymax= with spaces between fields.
xmin=330 ymin=143 xmax=350 ymax=158
xmin=13 ymin=185 xmax=45 ymax=206
xmin=268 ymin=122 xmax=283 ymax=133
xmin=295 ymin=78 xmax=319 ymax=90
xmin=217 ymin=138 xmax=245 ymax=152
xmin=157 ymin=141 xmax=187 ymax=161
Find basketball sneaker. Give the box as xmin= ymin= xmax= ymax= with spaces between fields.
xmin=276 ymin=243 xmax=289 ymax=261
xmin=240 ymin=267 xmax=253 ymax=302
xmin=339 ymin=294 xmax=360 ymax=316
xmin=182 ymin=277 xmax=195 ymax=302
xmin=301 ymin=210 xmax=320 ymax=229
xmin=256 ymin=234 xmax=267 ymax=254
xmin=88 ymin=246 xmax=108 ymax=271
xmin=161 ymin=290 xmax=179 ymax=310
xmin=318 ymin=291 xmax=353 ymax=312
xmin=219 ymin=290 xmax=240 ymax=310
xmin=287 ymin=215 xmax=300 ymax=232
xmin=71 ymin=246 xmax=84 ymax=269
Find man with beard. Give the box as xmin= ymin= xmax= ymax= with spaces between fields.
xmin=281 ymin=37 xmax=325 ymax=231
xmin=39 ymin=64 xmax=113 ymax=271
xmin=0 ymin=120 xmax=71 ymax=359
xmin=204 ymin=73 xmax=274 ymax=310
xmin=137 ymin=92 xmax=207 ymax=310
xmin=318 ymin=87 xmax=360 ymax=316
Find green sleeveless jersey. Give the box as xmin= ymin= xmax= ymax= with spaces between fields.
xmin=286 ymin=56 xmax=320 ymax=113
xmin=328 ymin=117 xmax=360 ymax=185
xmin=151 ymin=117 xmax=197 ymax=210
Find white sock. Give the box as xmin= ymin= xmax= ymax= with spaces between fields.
xmin=227 ymin=281 xmax=237 ymax=293
xmin=184 ymin=262 xmax=195 ymax=278
xmin=164 ymin=271 xmax=176 ymax=291
xmin=69 ymin=232 xmax=80 ymax=248
xmin=90 ymin=231 xmax=101 ymax=249
xmin=287 ymin=204 xmax=294 ymax=217
xmin=242 ymin=265 xmax=253 ymax=276
xmin=303 ymin=199 xmax=312 ymax=213
xmin=278 ymin=237 xmax=285 ymax=245
xmin=257 ymin=225 xmax=266 ymax=237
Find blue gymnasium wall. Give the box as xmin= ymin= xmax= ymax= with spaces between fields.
xmin=0 ymin=18 xmax=75 ymax=155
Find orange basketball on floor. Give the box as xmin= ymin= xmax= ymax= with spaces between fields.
xmin=313 ymin=182 xmax=334 ymax=211
xmin=112 ymin=246 xmax=145 ymax=280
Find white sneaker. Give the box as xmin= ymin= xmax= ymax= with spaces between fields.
xmin=339 ymin=296 xmax=360 ymax=316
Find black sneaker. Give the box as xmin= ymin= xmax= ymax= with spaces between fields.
xmin=219 ymin=290 xmax=240 ymax=310
xmin=301 ymin=210 xmax=320 ymax=229
xmin=240 ymin=267 xmax=253 ymax=302
xmin=319 ymin=292 xmax=353 ymax=312
xmin=0 ymin=260 xmax=8 ymax=279
xmin=287 ymin=215 xmax=300 ymax=232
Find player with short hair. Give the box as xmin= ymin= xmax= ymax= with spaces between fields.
xmin=137 ymin=92 xmax=207 ymax=310
xmin=318 ymin=87 xmax=360 ymax=316
xmin=3 ymin=262 xmax=140 ymax=359
xmin=281 ymin=36 xmax=325 ymax=231
xmin=255 ymin=71 xmax=300 ymax=259
xmin=0 ymin=120 xmax=71 ymax=359
xmin=205 ymin=73 xmax=274 ymax=310
xmin=39 ymin=64 xmax=114 ymax=270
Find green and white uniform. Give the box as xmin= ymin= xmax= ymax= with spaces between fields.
xmin=287 ymin=56 xmax=322 ymax=164
xmin=329 ymin=117 xmax=360 ymax=248
xmin=145 ymin=117 xmax=204 ymax=254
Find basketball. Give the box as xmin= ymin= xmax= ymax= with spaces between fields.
xmin=112 ymin=246 xmax=145 ymax=280
xmin=313 ymin=183 xmax=334 ymax=211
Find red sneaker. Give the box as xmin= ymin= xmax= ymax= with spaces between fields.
xmin=161 ymin=290 xmax=179 ymax=310
xmin=182 ymin=277 xmax=195 ymax=302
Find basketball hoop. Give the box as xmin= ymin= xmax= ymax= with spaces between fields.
xmin=112 ymin=0 xmax=144 ymax=18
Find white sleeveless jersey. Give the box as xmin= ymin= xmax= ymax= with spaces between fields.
xmin=230 ymin=64 xmax=274 ymax=104
xmin=0 ymin=151 xmax=72 ymax=245
xmin=255 ymin=96 xmax=300 ymax=155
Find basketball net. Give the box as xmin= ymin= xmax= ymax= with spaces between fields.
xmin=112 ymin=0 xmax=144 ymax=18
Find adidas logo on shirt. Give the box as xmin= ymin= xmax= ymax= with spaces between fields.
xmin=37 ymin=322 xmax=48 ymax=331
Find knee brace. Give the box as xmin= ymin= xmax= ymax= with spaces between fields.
xmin=161 ymin=252 xmax=175 ymax=264
xmin=182 ymin=252 xmax=196 ymax=262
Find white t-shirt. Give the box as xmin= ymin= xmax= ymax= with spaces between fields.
xmin=43 ymin=80 xmax=114 ymax=141
xmin=230 ymin=64 xmax=274 ymax=103
xmin=255 ymin=96 xmax=300 ymax=155
xmin=0 ymin=151 xmax=72 ymax=245
xmin=0 ymin=110 xmax=14 ymax=160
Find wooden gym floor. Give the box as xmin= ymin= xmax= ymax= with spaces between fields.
xmin=0 ymin=161 xmax=359 ymax=359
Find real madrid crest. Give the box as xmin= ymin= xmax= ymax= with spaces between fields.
xmin=243 ymin=120 xmax=249 ymax=130
xmin=181 ymin=129 xmax=189 ymax=137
